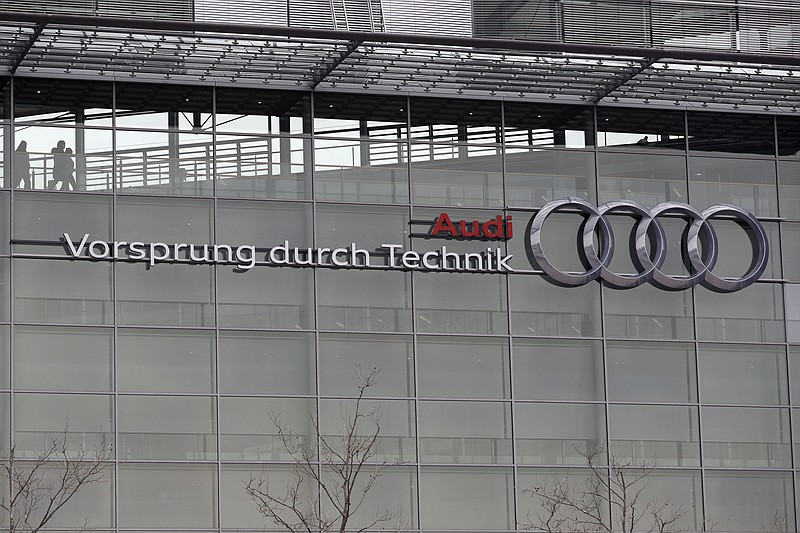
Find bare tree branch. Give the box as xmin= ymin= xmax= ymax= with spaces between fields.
xmin=0 ymin=427 xmax=113 ymax=533
xmin=246 ymin=366 xmax=407 ymax=533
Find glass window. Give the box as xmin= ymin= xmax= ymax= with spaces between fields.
xmin=790 ymin=345 xmax=800 ymax=405
xmin=515 ymin=403 xmax=606 ymax=465
xmin=418 ymin=401 xmax=512 ymax=464
xmin=315 ymin=137 xmax=409 ymax=203
xmin=14 ymin=326 xmax=111 ymax=391
xmin=699 ymin=344 xmax=787 ymax=405
xmin=517 ymin=467 xmax=609 ymax=531
xmin=116 ymin=83 xmax=212 ymax=131
xmin=706 ymin=219 xmax=781 ymax=280
xmin=417 ymin=336 xmax=509 ymax=399
xmin=507 ymin=209 xmax=587 ymax=274
xmin=217 ymin=199 xmax=312 ymax=248
xmin=598 ymin=152 xmax=688 ymax=206
xmin=117 ymin=263 xmax=214 ymax=328
xmin=513 ymin=338 xmax=603 ymax=401
xmin=688 ymin=157 xmax=778 ymax=217
xmin=14 ymin=78 xmax=113 ymax=126
xmin=0 ymin=191 xmax=7 ymax=254
xmin=116 ymin=197 xmax=213 ymax=244
xmin=217 ymin=266 xmax=313 ymax=329
xmin=786 ymin=284 xmax=800 ymax=344
xmin=783 ymin=223 xmax=800 ymax=282
xmin=419 ymin=467 xmax=513 ymax=530
xmin=688 ymin=112 xmax=775 ymax=156
xmin=705 ymin=472 xmax=794 ymax=532
xmin=608 ymin=405 xmax=700 ymax=467
xmin=14 ymin=393 xmax=112 ymax=457
xmin=13 ymin=192 xmax=112 ymax=255
xmin=216 ymin=134 xmax=311 ymax=199
xmin=219 ymin=397 xmax=315 ymax=461
xmin=216 ymin=87 xmax=310 ymax=136
xmin=14 ymin=258 xmax=112 ymax=325
xmin=777 ymin=116 xmax=800 ymax=159
xmin=779 ymin=160 xmax=800 ymax=221
xmin=320 ymin=398 xmax=416 ymax=462
xmin=410 ymin=207 xmax=508 ymax=260
xmin=219 ymin=330 xmax=315 ymax=395
xmin=314 ymin=93 xmax=407 ymax=140
xmin=597 ymin=107 xmax=685 ymax=151
xmin=117 ymin=329 xmax=214 ymax=393
xmin=606 ymin=341 xmax=697 ymax=403
xmin=316 ymin=204 xmax=409 ymax=252
xmin=0 ymin=392 xmax=7 ymax=452
xmin=411 ymin=145 xmax=503 ymax=208
xmin=118 ymin=464 xmax=217 ymax=528
xmin=695 ymin=283 xmax=785 ymax=343
xmin=118 ymin=395 xmax=216 ymax=460
xmin=505 ymin=103 xmax=594 ymax=149
xmin=414 ymin=272 xmax=507 ymax=335
xmin=220 ymin=464 xmax=313 ymax=529
xmin=318 ymin=333 xmax=413 ymax=397
xmin=23 ymin=464 xmax=114 ymax=528
xmin=0 ymin=326 xmax=7 ymax=390
xmin=505 ymin=150 xmax=595 ymax=208
xmin=410 ymin=98 xmax=501 ymax=144
xmin=604 ymin=283 xmax=694 ymax=340
xmin=702 ymin=407 xmax=790 ymax=468
xmin=0 ymin=258 xmax=8 ymax=322
xmin=509 ymin=274 xmax=601 ymax=337
xmin=317 ymin=269 xmax=413 ymax=332
xmin=15 ymin=126 xmax=113 ymax=193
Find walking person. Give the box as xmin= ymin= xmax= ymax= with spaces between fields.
xmin=13 ymin=141 xmax=31 ymax=189
xmin=48 ymin=140 xmax=66 ymax=190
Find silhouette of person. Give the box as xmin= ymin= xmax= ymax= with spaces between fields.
xmin=13 ymin=141 xmax=31 ymax=189
xmin=48 ymin=140 xmax=66 ymax=190
xmin=636 ymin=136 xmax=649 ymax=146
xmin=61 ymin=147 xmax=76 ymax=191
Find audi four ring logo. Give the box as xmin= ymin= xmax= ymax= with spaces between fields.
xmin=528 ymin=198 xmax=769 ymax=292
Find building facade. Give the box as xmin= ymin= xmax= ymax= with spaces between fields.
xmin=0 ymin=3 xmax=799 ymax=532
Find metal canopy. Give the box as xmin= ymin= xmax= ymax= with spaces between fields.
xmin=0 ymin=11 xmax=799 ymax=114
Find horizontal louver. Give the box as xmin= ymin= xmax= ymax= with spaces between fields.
xmin=0 ymin=0 xmax=193 ymax=19
xmin=382 ymin=0 xmax=472 ymax=35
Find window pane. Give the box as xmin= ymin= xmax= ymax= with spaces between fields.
xmin=119 ymin=395 xmax=216 ymax=460
xmin=0 ymin=326 xmax=7 ymax=390
xmin=419 ymin=467 xmax=513 ymax=530
xmin=509 ymin=275 xmax=601 ymax=337
xmin=14 ymin=393 xmax=112 ymax=457
xmin=689 ymin=157 xmax=778 ymax=217
xmin=705 ymin=472 xmax=794 ymax=532
xmin=515 ymin=403 xmax=605 ymax=465
xmin=14 ymin=326 xmax=111 ymax=391
xmin=411 ymin=146 xmax=503 ymax=208
xmin=410 ymin=98 xmax=501 ymax=144
xmin=707 ymin=218 xmax=781 ymax=280
xmin=417 ymin=336 xmax=509 ymax=399
xmin=513 ymin=338 xmax=603 ymax=401
xmin=118 ymin=464 xmax=217 ymax=528
xmin=116 ymin=83 xmax=212 ymax=131
xmin=217 ymin=266 xmax=313 ymax=329
xmin=219 ymin=330 xmax=315 ymax=395
xmin=702 ymin=407 xmax=790 ymax=468
xmin=315 ymin=138 xmax=409 ymax=203
xmin=316 ymin=204 xmax=409 ymax=251
xmin=609 ymin=405 xmax=699 ymax=467
xmin=778 ymin=160 xmax=800 ymax=220
xmin=777 ymin=116 xmax=800 ymax=159
xmin=219 ymin=397 xmax=315 ymax=461
xmin=505 ymin=150 xmax=595 ymax=208
xmin=116 ymin=197 xmax=213 ymax=244
xmin=117 ymin=263 xmax=214 ymax=327
xmin=14 ymin=78 xmax=112 ymax=126
xmin=604 ymin=283 xmax=694 ymax=340
xmin=598 ymin=152 xmax=687 ymax=207
xmin=606 ymin=341 xmax=697 ymax=403
xmin=320 ymin=399 xmax=416 ymax=462
xmin=14 ymin=258 xmax=112 ymax=325
xmin=504 ymin=103 xmax=594 ymax=149
xmin=696 ymin=284 xmax=785 ymax=343
xmin=699 ymin=343 xmax=787 ymax=405
xmin=13 ymin=192 xmax=112 ymax=255
xmin=318 ymin=333 xmax=413 ymax=397
xmin=118 ymin=329 xmax=214 ymax=393
xmin=217 ymin=199 xmax=312 ymax=248
xmin=0 ymin=191 xmax=7 ymax=254
xmin=783 ymin=223 xmax=800 ymax=282
xmin=317 ymin=269 xmax=413 ymax=332
xmin=418 ymin=401 xmax=512 ymax=464
xmin=415 ymin=272 xmax=507 ymax=335
xmin=788 ymin=285 xmax=800 ymax=344
xmin=597 ymin=107 xmax=685 ymax=151
xmin=216 ymin=87 xmax=309 ymax=135
xmin=688 ymin=112 xmax=775 ymax=156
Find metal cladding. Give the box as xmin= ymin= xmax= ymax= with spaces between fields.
xmin=528 ymin=198 xmax=770 ymax=292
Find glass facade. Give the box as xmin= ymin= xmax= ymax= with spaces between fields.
xmin=1 ymin=79 xmax=799 ymax=532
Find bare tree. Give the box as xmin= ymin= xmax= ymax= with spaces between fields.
xmin=246 ymin=367 xmax=404 ymax=533
xmin=522 ymin=447 xmax=687 ymax=533
xmin=0 ymin=429 xmax=113 ymax=533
